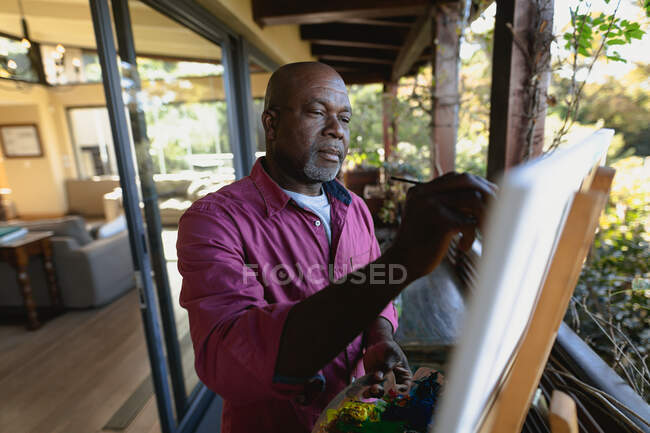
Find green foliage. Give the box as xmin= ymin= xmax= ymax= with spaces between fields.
xmin=345 ymin=50 xmax=491 ymax=179
xmin=347 ymin=151 xmax=382 ymax=169
xmin=346 ymin=84 xmax=385 ymax=168
xmin=456 ymin=27 xmax=493 ymax=176
xmin=346 ymin=82 xmax=432 ymax=175
xmin=567 ymin=157 xmax=650 ymax=399
xmin=548 ymin=65 xmax=650 ymax=157
xmin=145 ymin=101 xmax=230 ymax=174
xmin=549 ymin=0 xmax=648 ymax=151
xmin=136 ymin=57 xmax=223 ymax=81
xmin=564 ymin=4 xmax=645 ymax=62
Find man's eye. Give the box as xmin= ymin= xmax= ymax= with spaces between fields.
xmin=340 ymin=117 xmax=351 ymax=124
xmin=311 ymin=110 xmax=323 ymax=116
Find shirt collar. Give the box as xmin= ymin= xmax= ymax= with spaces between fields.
xmin=250 ymin=157 xmax=351 ymax=217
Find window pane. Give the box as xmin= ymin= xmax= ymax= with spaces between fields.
xmin=122 ymin=0 xmax=232 ymax=400
xmin=249 ymin=59 xmax=271 ymax=158
xmin=67 ymin=107 xmax=118 ymax=177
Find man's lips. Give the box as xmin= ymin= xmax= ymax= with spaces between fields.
xmin=317 ymin=147 xmax=342 ymax=163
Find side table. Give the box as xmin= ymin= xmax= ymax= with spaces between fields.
xmin=0 ymin=231 xmax=63 ymax=329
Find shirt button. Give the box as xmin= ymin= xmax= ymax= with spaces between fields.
xmin=314 ymin=220 xmax=321 ymax=227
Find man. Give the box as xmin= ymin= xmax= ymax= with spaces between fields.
xmin=177 ymin=62 xmax=495 ymax=432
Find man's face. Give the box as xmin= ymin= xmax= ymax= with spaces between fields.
xmin=265 ymin=69 xmax=351 ymax=183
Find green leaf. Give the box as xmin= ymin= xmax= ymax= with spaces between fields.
xmin=629 ymin=29 xmax=645 ymax=39
xmin=606 ymin=55 xmax=627 ymax=63
xmin=606 ymin=39 xmax=626 ymax=45
xmin=578 ymin=46 xmax=590 ymax=56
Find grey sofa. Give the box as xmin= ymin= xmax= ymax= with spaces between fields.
xmin=0 ymin=216 xmax=134 ymax=309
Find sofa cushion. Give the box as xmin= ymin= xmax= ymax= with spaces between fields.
xmin=153 ymin=175 xmax=193 ymax=198
xmin=66 ymin=177 xmax=120 ymax=217
xmin=159 ymin=198 xmax=192 ymax=226
xmin=96 ymin=214 xmax=127 ymax=239
xmin=19 ymin=216 xmax=93 ymax=246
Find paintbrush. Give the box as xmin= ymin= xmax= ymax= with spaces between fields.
xmin=390 ymin=175 xmax=480 ymax=226
xmin=390 ymin=176 xmax=422 ymax=185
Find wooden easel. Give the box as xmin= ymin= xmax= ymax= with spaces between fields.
xmin=479 ymin=166 xmax=616 ymax=433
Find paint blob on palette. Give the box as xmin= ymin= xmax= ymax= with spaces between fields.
xmin=313 ymin=368 xmax=444 ymax=433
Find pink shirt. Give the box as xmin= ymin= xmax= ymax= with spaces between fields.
xmin=177 ymin=158 xmax=397 ymax=432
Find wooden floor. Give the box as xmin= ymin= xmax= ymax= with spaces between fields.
xmin=0 ymin=289 xmax=161 ymax=433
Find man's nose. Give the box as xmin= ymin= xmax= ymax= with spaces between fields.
xmin=323 ymin=115 xmax=344 ymax=140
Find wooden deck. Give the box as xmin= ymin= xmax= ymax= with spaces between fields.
xmin=0 ymin=227 xmax=198 ymax=433
xmin=0 ymin=289 xmax=161 ymax=433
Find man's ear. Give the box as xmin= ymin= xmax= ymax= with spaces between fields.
xmin=262 ymin=109 xmax=278 ymax=141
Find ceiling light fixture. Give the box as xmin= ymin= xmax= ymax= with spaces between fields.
xmin=17 ymin=0 xmax=31 ymax=50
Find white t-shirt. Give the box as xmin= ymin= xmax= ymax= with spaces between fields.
xmin=282 ymin=187 xmax=332 ymax=245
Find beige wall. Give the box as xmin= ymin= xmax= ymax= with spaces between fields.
xmin=0 ymin=155 xmax=9 ymax=189
xmin=0 ymin=95 xmax=67 ymax=217
xmin=0 ymin=81 xmax=109 ymax=216
xmin=197 ymin=0 xmax=313 ymax=67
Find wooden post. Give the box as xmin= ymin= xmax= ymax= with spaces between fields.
xmin=487 ymin=0 xmax=554 ymax=181
xmin=382 ymin=82 xmax=398 ymax=160
xmin=431 ymin=4 xmax=460 ymax=177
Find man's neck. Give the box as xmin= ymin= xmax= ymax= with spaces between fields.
xmin=262 ymin=157 xmax=323 ymax=196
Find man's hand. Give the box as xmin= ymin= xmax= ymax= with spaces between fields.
xmin=389 ymin=172 xmax=497 ymax=282
xmin=363 ymin=317 xmax=412 ymax=398
xmin=363 ymin=339 xmax=412 ymax=398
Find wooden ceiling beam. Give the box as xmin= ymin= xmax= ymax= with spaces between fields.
xmin=252 ymin=0 xmax=429 ymax=26
xmin=317 ymin=55 xmax=394 ymax=65
xmin=303 ymin=39 xmax=402 ymax=50
xmin=311 ymin=45 xmax=397 ymax=64
xmin=338 ymin=70 xmax=391 ymax=85
xmin=301 ymin=23 xmax=408 ymax=50
xmin=320 ymin=60 xmax=392 ymax=74
xmin=391 ymin=5 xmax=436 ymax=81
xmin=338 ymin=17 xmax=414 ymax=28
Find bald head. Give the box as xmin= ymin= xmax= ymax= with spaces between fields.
xmin=264 ymin=62 xmax=345 ymax=110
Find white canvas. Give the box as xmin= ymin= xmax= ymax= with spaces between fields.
xmin=433 ymin=129 xmax=614 ymax=433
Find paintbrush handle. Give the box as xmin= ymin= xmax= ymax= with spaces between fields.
xmin=390 ymin=176 xmax=422 ymax=185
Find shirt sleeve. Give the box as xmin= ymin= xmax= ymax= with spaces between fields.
xmin=177 ymin=202 xmax=319 ymax=404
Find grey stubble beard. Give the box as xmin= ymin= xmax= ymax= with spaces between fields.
xmin=303 ymin=146 xmax=342 ymax=182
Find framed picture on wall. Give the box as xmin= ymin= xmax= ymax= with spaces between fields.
xmin=0 ymin=124 xmax=44 ymax=158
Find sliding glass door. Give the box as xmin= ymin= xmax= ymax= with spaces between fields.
xmin=90 ymin=0 xmax=276 ymax=430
